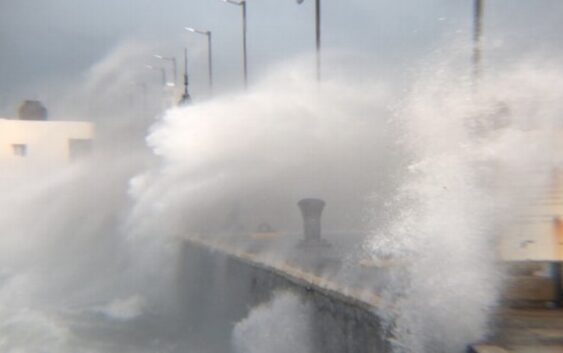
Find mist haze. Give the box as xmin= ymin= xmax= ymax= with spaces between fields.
xmin=1 ymin=1 xmax=563 ymax=353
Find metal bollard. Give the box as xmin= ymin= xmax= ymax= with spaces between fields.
xmin=298 ymin=198 xmax=330 ymax=247
xmin=295 ymin=198 xmax=338 ymax=274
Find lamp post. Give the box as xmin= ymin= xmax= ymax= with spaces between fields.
xmin=297 ymin=0 xmax=321 ymax=82
xmin=472 ymin=0 xmax=484 ymax=84
xmin=145 ymin=64 xmax=167 ymax=87
xmin=154 ymin=55 xmax=178 ymax=86
xmin=223 ymin=0 xmax=248 ymax=89
xmin=146 ymin=64 xmax=172 ymax=109
xmin=135 ymin=82 xmax=148 ymax=111
xmin=185 ymin=27 xmax=213 ymax=93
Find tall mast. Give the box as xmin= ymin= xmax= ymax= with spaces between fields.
xmin=179 ymin=48 xmax=191 ymax=105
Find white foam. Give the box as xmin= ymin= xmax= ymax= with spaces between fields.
xmin=232 ymin=292 xmax=313 ymax=353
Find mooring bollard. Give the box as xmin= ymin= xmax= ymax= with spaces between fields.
xmin=296 ymin=198 xmax=338 ymax=273
xmin=297 ymin=198 xmax=331 ymax=248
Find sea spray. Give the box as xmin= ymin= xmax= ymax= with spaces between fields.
xmin=366 ymin=57 xmax=563 ymax=353
xmin=128 ymin=61 xmax=402 ymax=352
xmin=231 ymin=291 xmax=313 ymax=353
xmin=0 ymin=43 xmax=187 ymax=353
xmin=129 ymin=64 xmax=396 ymax=240
xmin=2 ymin=41 xmax=563 ymax=353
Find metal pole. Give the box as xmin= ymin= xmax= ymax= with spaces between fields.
xmin=140 ymin=82 xmax=148 ymax=112
xmin=154 ymin=55 xmax=177 ymax=86
xmin=160 ymin=67 xmax=167 ymax=87
xmin=172 ymin=57 xmax=178 ymax=86
xmin=208 ymin=32 xmax=213 ymax=93
xmin=296 ymin=0 xmax=321 ymax=81
xmin=184 ymin=47 xmax=188 ymax=91
xmin=315 ymin=0 xmax=321 ymax=82
xmin=223 ymin=0 xmax=249 ymax=89
xmin=242 ymin=0 xmax=248 ymax=89
xmin=472 ymin=0 xmax=483 ymax=83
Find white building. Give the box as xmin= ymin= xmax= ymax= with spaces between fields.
xmin=0 ymin=118 xmax=94 ymax=169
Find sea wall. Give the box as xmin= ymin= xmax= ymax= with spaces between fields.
xmin=178 ymin=239 xmax=387 ymax=353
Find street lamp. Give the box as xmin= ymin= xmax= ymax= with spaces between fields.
xmin=472 ymin=0 xmax=484 ymax=84
xmin=185 ymin=27 xmax=213 ymax=93
xmin=145 ymin=64 xmax=167 ymax=87
xmin=129 ymin=81 xmax=148 ymax=112
xmin=154 ymin=54 xmax=178 ymax=86
xmin=297 ymin=0 xmax=321 ymax=82
xmin=222 ymin=0 xmax=248 ymax=89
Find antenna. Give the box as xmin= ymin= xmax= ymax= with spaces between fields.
xmin=179 ymin=48 xmax=191 ymax=105
xmin=472 ymin=0 xmax=484 ymax=85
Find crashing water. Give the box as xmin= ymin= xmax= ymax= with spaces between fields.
xmin=1 ymin=43 xmax=563 ymax=353
xmin=232 ymin=292 xmax=313 ymax=353
xmin=365 ymin=55 xmax=563 ymax=353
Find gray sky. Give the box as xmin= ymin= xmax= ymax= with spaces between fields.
xmin=1 ymin=0 xmax=562 ymax=117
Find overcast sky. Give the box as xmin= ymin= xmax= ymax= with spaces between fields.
xmin=1 ymin=0 xmax=562 ymax=117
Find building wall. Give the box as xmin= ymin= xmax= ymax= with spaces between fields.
xmin=0 ymin=118 xmax=94 ymax=169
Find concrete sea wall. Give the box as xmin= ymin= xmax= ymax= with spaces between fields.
xmin=178 ymin=239 xmax=388 ymax=353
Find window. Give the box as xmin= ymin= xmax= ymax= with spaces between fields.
xmin=12 ymin=144 xmax=27 ymax=157
xmin=68 ymin=139 xmax=92 ymax=161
